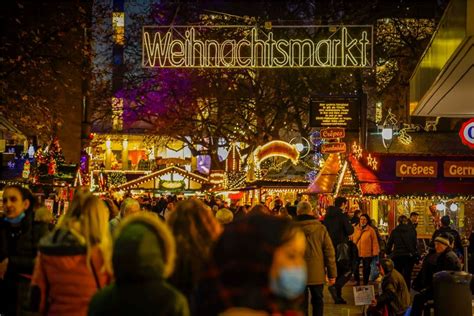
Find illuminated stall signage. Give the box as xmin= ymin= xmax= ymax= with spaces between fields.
xmin=444 ymin=161 xmax=474 ymax=178
xmin=309 ymin=99 xmax=359 ymax=130
xmin=321 ymin=128 xmax=345 ymax=139
xmin=209 ymin=170 xmax=225 ymax=184
xmin=321 ymin=142 xmax=346 ymax=154
xmin=396 ymin=161 xmax=438 ymax=178
xmin=160 ymin=180 xmax=185 ymax=190
xmin=143 ymin=26 xmax=372 ymax=68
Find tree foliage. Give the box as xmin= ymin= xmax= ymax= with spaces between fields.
xmin=0 ymin=1 xmax=93 ymax=139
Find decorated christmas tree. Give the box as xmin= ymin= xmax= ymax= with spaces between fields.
xmin=47 ymin=137 xmax=66 ymax=166
xmin=34 ymin=137 xmax=66 ymax=176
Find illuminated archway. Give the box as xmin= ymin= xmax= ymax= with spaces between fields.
xmin=254 ymin=140 xmax=300 ymax=166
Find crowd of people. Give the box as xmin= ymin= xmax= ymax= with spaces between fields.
xmin=0 ymin=185 xmax=470 ymax=316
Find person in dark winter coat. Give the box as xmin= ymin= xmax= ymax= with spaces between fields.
xmin=88 ymin=213 xmax=189 ymax=316
xmin=431 ymin=215 xmax=463 ymax=256
xmin=367 ymin=258 xmax=410 ymax=316
xmin=386 ymin=215 xmax=418 ymax=288
xmin=410 ymin=233 xmax=461 ymax=316
xmin=295 ymin=201 xmax=337 ymax=316
xmin=0 ymin=185 xmax=49 ymax=316
xmin=407 ymin=212 xmax=419 ymax=237
xmin=323 ymin=197 xmax=354 ymax=304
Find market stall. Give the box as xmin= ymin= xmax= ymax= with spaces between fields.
xmin=349 ymin=149 xmax=474 ymax=237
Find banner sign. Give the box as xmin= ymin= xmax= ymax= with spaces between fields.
xmin=321 ymin=128 xmax=345 ymax=139
xmin=309 ymin=99 xmax=359 ymax=130
xmin=396 ymin=161 xmax=438 ymax=178
xmin=159 ymin=180 xmax=185 ymax=190
xmin=321 ymin=142 xmax=346 ymax=153
xmin=444 ymin=161 xmax=474 ymax=178
xmin=143 ymin=25 xmax=373 ymax=68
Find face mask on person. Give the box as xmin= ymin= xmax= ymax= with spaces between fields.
xmin=270 ymin=266 xmax=307 ymax=299
xmin=4 ymin=212 xmax=26 ymax=224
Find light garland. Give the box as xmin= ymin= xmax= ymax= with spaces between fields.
xmin=334 ymin=161 xmax=348 ymax=196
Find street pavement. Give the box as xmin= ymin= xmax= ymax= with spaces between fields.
xmin=323 ymin=284 xmax=365 ymax=316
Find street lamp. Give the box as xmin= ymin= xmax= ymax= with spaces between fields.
xmin=382 ymin=126 xmax=393 ymax=151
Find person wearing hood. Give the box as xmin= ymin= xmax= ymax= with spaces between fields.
xmin=385 ymin=215 xmax=418 ymax=288
xmin=295 ymin=201 xmax=336 ymax=316
xmin=323 ymin=197 xmax=354 ymax=304
xmin=0 ymin=185 xmax=49 ymax=316
xmin=88 ymin=212 xmax=189 ymax=316
xmin=367 ymin=258 xmax=410 ymax=316
xmin=30 ymin=191 xmax=113 ymax=316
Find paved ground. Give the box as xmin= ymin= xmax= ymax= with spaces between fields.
xmin=323 ymin=283 xmax=366 ymax=316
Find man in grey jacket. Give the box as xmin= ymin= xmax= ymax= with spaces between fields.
xmin=296 ymin=201 xmax=337 ymax=316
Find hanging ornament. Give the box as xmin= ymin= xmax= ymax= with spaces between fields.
xmin=48 ymin=160 xmax=57 ymax=175
xmin=310 ymin=131 xmax=321 ymax=146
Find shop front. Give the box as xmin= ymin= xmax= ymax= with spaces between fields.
xmin=349 ymin=153 xmax=474 ymax=238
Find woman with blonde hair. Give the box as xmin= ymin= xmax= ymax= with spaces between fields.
xmin=167 ymin=199 xmax=222 ymax=310
xmin=29 ymin=190 xmax=113 ymax=316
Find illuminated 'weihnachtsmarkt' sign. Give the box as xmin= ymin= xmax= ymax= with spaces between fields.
xmin=142 ymin=26 xmax=373 ymax=68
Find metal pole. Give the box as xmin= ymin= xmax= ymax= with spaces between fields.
xmin=462 ymin=237 xmax=469 ymax=273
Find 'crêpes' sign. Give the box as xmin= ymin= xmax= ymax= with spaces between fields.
xmin=321 ymin=128 xmax=345 ymax=139
xmin=142 ymin=25 xmax=373 ymax=68
xmin=396 ymin=161 xmax=438 ymax=178
xmin=310 ymin=99 xmax=359 ymax=130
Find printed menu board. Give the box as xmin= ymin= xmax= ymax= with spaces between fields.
xmin=309 ymin=99 xmax=360 ymax=130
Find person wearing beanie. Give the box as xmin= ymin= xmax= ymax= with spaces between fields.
xmin=430 ymin=215 xmax=463 ymax=256
xmin=410 ymin=232 xmax=461 ymax=316
xmin=367 ymin=258 xmax=410 ymax=316
xmin=88 ymin=213 xmax=189 ymax=316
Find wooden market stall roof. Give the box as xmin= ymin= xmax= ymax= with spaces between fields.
xmin=349 ymin=154 xmax=474 ymax=196
xmin=307 ymin=154 xmax=342 ymax=194
xmin=113 ymin=165 xmax=210 ymax=190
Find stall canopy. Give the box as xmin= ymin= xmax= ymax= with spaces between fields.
xmin=114 ymin=165 xmax=210 ymax=190
xmin=349 ymin=154 xmax=474 ymax=196
xmin=308 ymin=154 xmax=342 ymax=194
